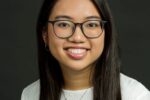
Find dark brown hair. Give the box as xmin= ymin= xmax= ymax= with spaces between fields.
xmin=36 ymin=0 xmax=122 ymax=100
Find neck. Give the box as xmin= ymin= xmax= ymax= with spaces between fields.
xmin=61 ymin=66 xmax=94 ymax=90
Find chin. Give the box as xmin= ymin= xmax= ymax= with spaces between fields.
xmin=61 ymin=61 xmax=93 ymax=72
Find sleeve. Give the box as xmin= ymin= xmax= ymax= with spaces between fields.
xmin=120 ymin=73 xmax=150 ymax=100
xmin=137 ymin=91 xmax=150 ymax=100
xmin=132 ymin=81 xmax=150 ymax=100
xmin=122 ymin=81 xmax=150 ymax=100
xmin=21 ymin=89 xmax=26 ymax=100
xmin=20 ymin=80 xmax=40 ymax=100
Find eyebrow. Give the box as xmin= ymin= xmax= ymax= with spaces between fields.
xmin=85 ymin=16 xmax=101 ymax=19
xmin=54 ymin=15 xmax=101 ymax=20
xmin=55 ymin=16 xmax=72 ymax=20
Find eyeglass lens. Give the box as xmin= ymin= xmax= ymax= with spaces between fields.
xmin=53 ymin=20 xmax=105 ymax=38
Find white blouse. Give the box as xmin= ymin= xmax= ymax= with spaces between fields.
xmin=21 ymin=73 xmax=150 ymax=100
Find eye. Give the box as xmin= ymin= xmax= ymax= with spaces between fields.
xmin=56 ymin=22 xmax=70 ymax=28
xmin=85 ymin=22 xmax=100 ymax=28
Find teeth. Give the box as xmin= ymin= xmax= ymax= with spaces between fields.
xmin=68 ymin=48 xmax=86 ymax=54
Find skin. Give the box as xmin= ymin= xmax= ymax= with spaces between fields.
xmin=42 ymin=0 xmax=105 ymax=90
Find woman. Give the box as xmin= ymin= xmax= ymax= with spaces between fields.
xmin=21 ymin=0 xmax=150 ymax=100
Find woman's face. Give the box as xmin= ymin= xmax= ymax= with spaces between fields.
xmin=43 ymin=0 xmax=105 ymax=72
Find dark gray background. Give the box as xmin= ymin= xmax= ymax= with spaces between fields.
xmin=0 ymin=0 xmax=150 ymax=100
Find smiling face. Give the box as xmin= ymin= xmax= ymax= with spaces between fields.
xmin=42 ymin=0 xmax=105 ymax=72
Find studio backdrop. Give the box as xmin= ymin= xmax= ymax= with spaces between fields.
xmin=0 ymin=0 xmax=150 ymax=100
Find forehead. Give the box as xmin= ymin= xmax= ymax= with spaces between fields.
xmin=49 ymin=0 xmax=101 ymax=20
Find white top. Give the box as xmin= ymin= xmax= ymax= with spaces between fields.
xmin=21 ymin=73 xmax=150 ymax=100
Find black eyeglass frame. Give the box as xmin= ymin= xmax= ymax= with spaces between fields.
xmin=48 ymin=20 xmax=107 ymax=39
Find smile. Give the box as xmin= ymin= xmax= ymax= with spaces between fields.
xmin=68 ymin=48 xmax=86 ymax=54
xmin=64 ymin=48 xmax=90 ymax=60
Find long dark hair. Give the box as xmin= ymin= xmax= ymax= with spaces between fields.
xmin=36 ymin=0 xmax=122 ymax=100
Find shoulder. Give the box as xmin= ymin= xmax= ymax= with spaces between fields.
xmin=21 ymin=74 xmax=150 ymax=100
xmin=21 ymin=80 xmax=40 ymax=100
xmin=120 ymin=73 xmax=150 ymax=100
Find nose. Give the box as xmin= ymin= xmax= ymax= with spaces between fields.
xmin=67 ymin=25 xmax=86 ymax=43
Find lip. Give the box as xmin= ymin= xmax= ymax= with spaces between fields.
xmin=64 ymin=46 xmax=90 ymax=50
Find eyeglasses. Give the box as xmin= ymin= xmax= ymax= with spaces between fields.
xmin=48 ymin=20 xmax=107 ymax=39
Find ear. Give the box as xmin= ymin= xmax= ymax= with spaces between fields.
xmin=42 ymin=30 xmax=48 ymax=45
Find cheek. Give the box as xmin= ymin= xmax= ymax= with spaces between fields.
xmin=47 ymin=30 xmax=65 ymax=59
xmin=48 ymin=35 xmax=62 ymax=53
xmin=91 ymin=33 xmax=105 ymax=57
xmin=47 ymin=26 xmax=60 ymax=51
